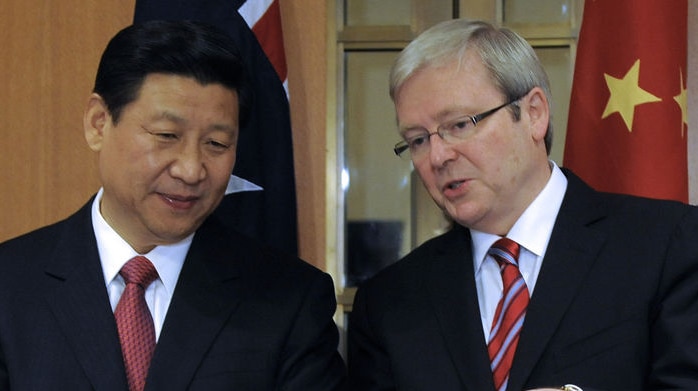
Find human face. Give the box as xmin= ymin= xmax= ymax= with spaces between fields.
xmin=84 ymin=74 xmax=239 ymax=253
xmin=394 ymin=49 xmax=551 ymax=235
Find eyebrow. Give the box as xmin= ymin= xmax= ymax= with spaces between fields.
xmin=399 ymin=124 xmax=428 ymax=134
xmin=150 ymin=111 xmax=237 ymax=133
xmin=434 ymin=106 xmax=475 ymax=122
xmin=398 ymin=106 xmax=474 ymax=134
xmin=148 ymin=111 xmax=186 ymax=125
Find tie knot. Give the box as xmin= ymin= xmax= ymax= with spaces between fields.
xmin=488 ymin=238 xmax=521 ymax=267
xmin=120 ymin=256 xmax=158 ymax=287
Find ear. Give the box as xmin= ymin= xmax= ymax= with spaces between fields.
xmin=83 ymin=93 xmax=110 ymax=152
xmin=523 ymin=87 xmax=550 ymax=143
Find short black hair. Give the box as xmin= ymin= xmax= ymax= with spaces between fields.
xmin=93 ymin=20 xmax=250 ymax=125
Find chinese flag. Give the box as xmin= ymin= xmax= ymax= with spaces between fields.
xmin=563 ymin=0 xmax=688 ymax=202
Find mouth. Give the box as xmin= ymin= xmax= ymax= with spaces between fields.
xmin=441 ymin=178 xmax=472 ymax=201
xmin=159 ymin=193 xmax=200 ymax=210
xmin=444 ymin=180 xmax=466 ymax=191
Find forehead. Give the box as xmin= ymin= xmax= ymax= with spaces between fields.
xmin=394 ymin=50 xmax=501 ymax=128
xmin=135 ymin=73 xmax=237 ymax=99
xmin=126 ymin=74 xmax=239 ymax=119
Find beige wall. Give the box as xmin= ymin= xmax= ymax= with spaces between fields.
xmin=0 ymin=1 xmax=129 ymax=244
xmin=280 ymin=1 xmax=329 ymax=269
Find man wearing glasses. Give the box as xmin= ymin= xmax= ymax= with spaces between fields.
xmin=347 ymin=18 xmax=698 ymax=391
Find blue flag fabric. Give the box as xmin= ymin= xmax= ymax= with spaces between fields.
xmin=134 ymin=0 xmax=299 ymax=255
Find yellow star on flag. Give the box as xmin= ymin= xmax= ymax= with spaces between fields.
xmin=673 ymin=69 xmax=688 ymax=138
xmin=602 ymin=59 xmax=661 ymax=132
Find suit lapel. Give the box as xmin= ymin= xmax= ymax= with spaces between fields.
xmin=145 ymin=218 xmax=243 ymax=390
xmin=43 ymin=201 xmax=129 ymax=391
xmin=425 ymin=227 xmax=496 ymax=391
xmin=507 ymin=171 xmax=609 ymax=390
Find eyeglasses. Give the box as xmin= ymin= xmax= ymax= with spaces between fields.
xmin=393 ymin=96 xmax=522 ymax=160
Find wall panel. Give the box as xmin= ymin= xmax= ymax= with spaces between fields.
xmin=0 ymin=1 xmax=134 ymax=242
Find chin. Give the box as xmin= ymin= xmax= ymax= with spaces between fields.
xmin=449 ymin=204 xmax=483 ymax=228
xmin=151 ymin=222 xmax=198 ymax=242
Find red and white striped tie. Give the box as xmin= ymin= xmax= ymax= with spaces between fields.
xmin=487 ymin=238 xmax=529 ymax=391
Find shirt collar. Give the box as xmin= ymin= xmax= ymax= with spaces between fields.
xmin=472 ymin=161 xmax=567 ymax=270
xmin=91 ymin=188 xmax=192 ymax=295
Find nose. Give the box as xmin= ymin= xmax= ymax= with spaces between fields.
xmin=428 ymin=132 xmax=457 ymax=167
xmin=169 ymin=142 xmax=206 ymax=184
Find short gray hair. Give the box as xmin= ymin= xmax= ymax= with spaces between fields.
xmin=390 ymin=19 xmax=554 ymax=154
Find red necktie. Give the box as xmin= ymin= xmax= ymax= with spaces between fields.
xmin=115 ymin=256 xmax=159 ymax=391
xmin=487 ymin=238 xmax=529 ymax=391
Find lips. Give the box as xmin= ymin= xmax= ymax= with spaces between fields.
xmin=159 ymin=193 xmax=200 ymax=210
xmin=443 ymin=179 xmax=468 ymax=191
xmin=446 ymin=180 xmax=465 ymax=190
xmin=441 ymin=178 xmax=470 ymax=200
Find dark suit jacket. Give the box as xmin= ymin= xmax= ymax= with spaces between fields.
xmin=347 ymin=170 xmax=698 ymax=391
xmin=0 ymin=198 xmax=346 ymax=390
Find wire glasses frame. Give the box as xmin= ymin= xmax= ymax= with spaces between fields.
xmin=393 ymin=96 xmax=522 ymax=159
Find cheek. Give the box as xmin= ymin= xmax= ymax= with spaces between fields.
xmin=414 ymin=163 xmax=442 ymax=199
xmin=208 ymin=154 xmax=237 ymax=185
xmin=413 ymin=161 xmax=432 ymax=184
xmin=107 ymin=133 xmax=156 ymax=166
xmin=473 ymin=131 xmax=516 ymax=164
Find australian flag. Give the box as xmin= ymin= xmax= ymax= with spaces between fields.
xmin=134 ymin=0 xmax=299 ymax=255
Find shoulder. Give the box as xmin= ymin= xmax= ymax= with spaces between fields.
xmin=0 ymin=202 xmax=96 ymax=301
xmin=355 ymin=225 xmax=467 ymax=300
xmin=0 ymin=201 xmax=93 ymax=268
xmin=593 ymin=190 xmax=696 ymax=233
xmin=194 ymin=214 xmax=334 ymax=292
xmin=561 ymin=168 xmax=697 ymax=227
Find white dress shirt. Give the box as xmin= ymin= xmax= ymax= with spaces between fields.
xmin=472 ymin=162 xmax=568 ymax=340
xmin=91 ymin=188 xmax=190 ymax=341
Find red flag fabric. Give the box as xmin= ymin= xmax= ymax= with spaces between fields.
xmin=563 ymin=0 xmax=688 ymax=202
xmin=238 ymin=0 xmax=288 ymax=87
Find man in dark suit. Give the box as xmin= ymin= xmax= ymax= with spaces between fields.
xmin=0 ymin=20 xmax=346 ymax=390
xmin=347 ymin=18 xmax=698 ymax=391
